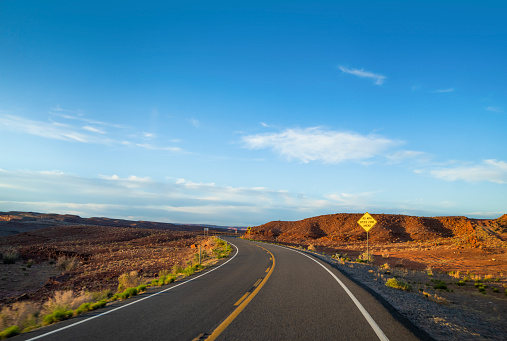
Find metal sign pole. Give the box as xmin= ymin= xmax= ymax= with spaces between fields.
xmin=367 ymin=231 xmax=369 ymax=261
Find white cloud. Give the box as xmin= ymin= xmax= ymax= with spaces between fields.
xmin=430 ymin=159 xmax=507 ymax=184
xmin=338 ymin=65 xmax=386 ymax=85
xmin=242 ymin=127 xmax=402 ymax=164
xmin=190 ymin=118 xmax=199 ymax=128
xmin=432 ymin=88 xmax=455 ymax=93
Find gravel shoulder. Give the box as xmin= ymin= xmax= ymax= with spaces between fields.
xmin=306 ymin=250 xmax=507 ymax=341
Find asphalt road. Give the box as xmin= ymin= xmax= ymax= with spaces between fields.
xmin=16 ymin=237 xmax=429 ymax=341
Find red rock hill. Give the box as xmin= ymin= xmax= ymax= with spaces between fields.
xmin=250 ymin=213 xmax=507 ymax=245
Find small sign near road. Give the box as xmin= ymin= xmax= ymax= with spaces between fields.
xmin=357 ymin=212 xmax=377 ymax=232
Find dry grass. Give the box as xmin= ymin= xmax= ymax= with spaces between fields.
xmin=42 ymin=290 xmax=94 ymax=314
xmin=55 ymin=256 xmax=78 ymax=272
xmin=0 ymin=301 xmax=38 ymax=331
xmin=117 ymin=271 xmax=142 ymax=292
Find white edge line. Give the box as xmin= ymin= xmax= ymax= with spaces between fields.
xmin=27 ymin=238 xmax=238 ymax=340
xmin=272 ymin=244 xmax=389 ymax=341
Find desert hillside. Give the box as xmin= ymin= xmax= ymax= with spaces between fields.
xmin=250 ymin=213 xmax=507 ymax=246
xmin=0 ymin=211 xmax=228 ymax=236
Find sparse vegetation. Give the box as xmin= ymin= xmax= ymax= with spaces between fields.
xmin=1 ymin=249 xmax=19 ymax=265
xmin=56 ymin=256 xmax=78 ymax=272
xmin=0 ymin=326 xmax=19 ymax=339
xmin=358 ymin=252 xmax=374 ymax=263
xmin=117 ymin=271 xmax=143 ymax=292
xmin=385 ymin=278 xmax=412 ymax=291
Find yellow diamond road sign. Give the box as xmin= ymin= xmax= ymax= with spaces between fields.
xmin=358 ymin=212 xmax=377 ymax=232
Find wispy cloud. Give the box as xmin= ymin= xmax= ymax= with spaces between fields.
xmin=83 ymin=126 xmax=106 ymax=134
xmin=135 ymin=143 xmax=182 ymax=152
xmin=0 ymin=169 xmax=383 ymax=225
xmin=338 ymin=65 xmax=386 ymax=85
xmin=386 ymin=150 xmax=430 ymax=164
xmin=486 ymin=106 xmax=503 ymax=113
xmin=0 ymin=110 xmax=182 ymax=153
xmin=242 ymin=127 xmax=402 ymax=164
xmin=429 ymin=159 xmax=507 ymax=184
xmin=432 ymin=88 xmax=455 ymax=93
xmin=0 ymin=114 xmax=110 ymax=144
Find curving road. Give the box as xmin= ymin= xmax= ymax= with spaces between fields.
xmin=16 ymin=237 xmax=429 ymax=341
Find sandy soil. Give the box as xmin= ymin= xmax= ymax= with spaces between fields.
xmin=0 ymin=225 xmax=205 ymax=304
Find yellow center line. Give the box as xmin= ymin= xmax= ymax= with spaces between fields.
xmin=253 ymin=278 xmax=262 ymax=287
xmin=206 ymin=245 xmax=275 ymax=341
xmin=234 ymin=292 xmax=250 ymax=306
xmin=265 ymin=267 xmax=270 ymax=272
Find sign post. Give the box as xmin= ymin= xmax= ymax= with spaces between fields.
xmin=357 ymin=212 xmax=377 ymax=262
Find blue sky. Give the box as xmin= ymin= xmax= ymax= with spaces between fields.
xmin=1 ymin=1 xmax=506 ymax=226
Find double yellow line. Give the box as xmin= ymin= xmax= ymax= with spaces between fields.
xmin=206 ymin=245 xmax=275 ymax=340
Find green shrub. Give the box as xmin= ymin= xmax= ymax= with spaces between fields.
xmin=43 ymin=309 xmax=73 ymax=325
xmin=385 ymin=278 xmax=412 ymax=291
xmin=171 ymin=264 xmax=184 ymax=275
xmin=456 ymin=280 xmax=466 ymax=286
xmin=433 ymin=282 xmax=448 ymax=290
xmin=90 ymin=300 xmax=107 ymax=310
xmin=493 ymin=288 xmax=499 ymax=293
xmin=74 ymin=302 xmax=92 ymax=315
xmin=0 ymin=326 xmax=20 ymax=339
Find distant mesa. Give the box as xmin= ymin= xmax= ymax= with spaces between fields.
xmin=0 ymin=211 xmax=239 ymax=237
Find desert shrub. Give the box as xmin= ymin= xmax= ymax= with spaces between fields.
xmin=92 ymin=289 xmax=113 ymax=301
xmin=1 ymin=249 xmax=19 ymax=265
xmin=505 ymin=289 xmax=507 ymax=297
xmin=358 ymin=252 xmax=374 ymax=263
xmin=117 ymin=271 xmax=142 ymax=292
xmin=183 ymin=264 xmax=203 ymax=276
xmin=0 ymin=301 xmax=39 ymax=331
xmin=56 ymin=257 xmax=78 ymax=271
xmin=171 ymin=264 xmax=184 ymax=275
xmin=426 ymin=267 xmax=433 ymax=277
xmin=385 ymin=278 xmax=412 ymax=291
xmin=42 ymin=309 xmax=73 ymax=325
xmin=26 ymin=259 xmax=34 ymax=268
xmin=74 ymin=303 xmax=92 ymax=316
xmin=0 ymin=326 xmax=20 ymax=339
xmin=42 ymin=291 xmax=94 ymax=315
xmin=307 ymin=244 xmax=316 ymax=251
xmin=493 ymin=288 xmax=499 ymax=293
xmin=456 ymin=280 xmax=466 ymax=286
xmin=90 ymin=300 xmax=107 ymax=310
xmin=158 ymin=269 xmax=171 ymax=278
xmin=433 ymin=282 xmax=448 ymax=290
